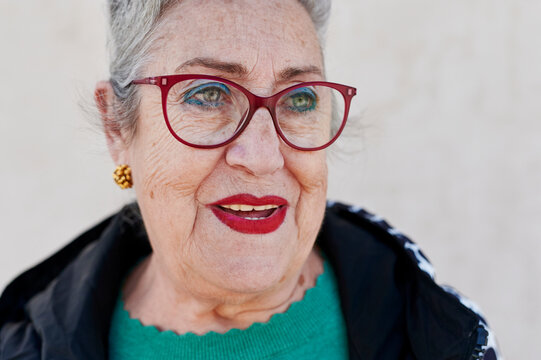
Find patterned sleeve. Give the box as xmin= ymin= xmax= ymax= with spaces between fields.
xmin=336 ymin=201 xmax=504 ymax=360
xmin=440 ymin=285 xmax=503 ymax=360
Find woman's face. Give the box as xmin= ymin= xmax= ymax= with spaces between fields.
xmin=125 ymin=0 xmax=327 ymax=295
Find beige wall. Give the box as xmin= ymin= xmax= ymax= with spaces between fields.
xmin=1 ymin=1 xmax=539 ymax=358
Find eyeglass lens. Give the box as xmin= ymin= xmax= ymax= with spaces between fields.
xmin=165 ymin=79 xmax=345 ymax=149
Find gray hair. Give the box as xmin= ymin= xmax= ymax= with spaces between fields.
xmin=105 ymin=0 xmax=332 ymax=143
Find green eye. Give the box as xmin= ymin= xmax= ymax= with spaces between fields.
xmin=202 ymin=88 xmax=220 ymax=102
xmin=184 ymin=82 xmax=231 ymax=108
xmin=286 ymin=88 xmax=317 ymax=112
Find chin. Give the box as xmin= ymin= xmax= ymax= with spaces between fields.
xmin=206 ymin=254 xmax=292 ymax=295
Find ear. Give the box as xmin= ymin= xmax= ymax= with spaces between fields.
xmin=94 ymin=81 xmax=132 ymax=165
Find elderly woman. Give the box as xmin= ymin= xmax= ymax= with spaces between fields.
xmin=0 ymin=0 xmax=500 ymax=359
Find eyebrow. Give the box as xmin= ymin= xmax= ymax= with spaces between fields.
xmin=175 ymin=57 xmax=323 ymax=82
xmin=278 ymin=65 xmax=322 ymax=81
xmin=176 ymin=57 xmax=248 ymax=76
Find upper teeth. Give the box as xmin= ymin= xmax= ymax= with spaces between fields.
xmin=221 ymin=204 xmax=279 ymax=211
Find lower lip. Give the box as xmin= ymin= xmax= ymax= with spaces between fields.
xmin=211 ymin=206 xmax=288 ymax=234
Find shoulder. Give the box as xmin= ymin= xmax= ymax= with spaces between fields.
xmin=321 ymin=201 xmax=503 ymax=360
xmin=0 ymin=209 xmax=117 ymax=323
xmin=0 ymin=209 xmax=117 ymax=358
xmin=0 ymin=203 xmax=149 ymax=359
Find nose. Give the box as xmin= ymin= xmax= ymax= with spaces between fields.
xmin=225 ymin=107 xmax=284 ymax=176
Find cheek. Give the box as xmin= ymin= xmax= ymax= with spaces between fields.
xmin=287 ymin=150 xmax=328 ymax=240
xmin=287 ymin=150 xmax=328 ymax=196
xmin=130 ymin=98 xmax=221 ymax=202
xmin=129 ymin=107 xmax=224 ymax=256
xmin=134 ymin=141 xmax=223 ymax=206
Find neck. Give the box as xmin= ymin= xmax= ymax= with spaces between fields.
xmin=122 ymin=249 xmax=324 ymax=335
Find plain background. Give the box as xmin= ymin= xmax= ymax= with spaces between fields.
xmin=1 ymin=1 xmax=540 ymax=358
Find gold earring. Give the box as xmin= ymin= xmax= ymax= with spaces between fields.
xmin=113 ymin=164 xmax=133 ymax=189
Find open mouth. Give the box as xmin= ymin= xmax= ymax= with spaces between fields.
xmin=209 ymin=195 xmax=288 ymax=234
xmin=218 ymin=204 xmax=281 ymax=220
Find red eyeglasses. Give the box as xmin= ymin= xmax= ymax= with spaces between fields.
xmin=132 ymin=74 xmax=356 ymax=151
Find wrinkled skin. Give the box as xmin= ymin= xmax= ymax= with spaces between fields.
xmin=96 ymin=0 xmax=329 ymax=334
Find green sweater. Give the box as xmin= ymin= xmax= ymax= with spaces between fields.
xmin=108 ymin=257 xmax=348 ymax=359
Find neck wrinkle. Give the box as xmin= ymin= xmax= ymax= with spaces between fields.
xmin=122 ymin=249 xmax=324 ymax=334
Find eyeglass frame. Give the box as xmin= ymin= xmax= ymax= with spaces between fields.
xmin=132 ymin=74 xmax=357 ymax=151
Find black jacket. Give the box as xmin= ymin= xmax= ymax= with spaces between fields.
xmin=0 ymin=202 xmax=497 ymax=359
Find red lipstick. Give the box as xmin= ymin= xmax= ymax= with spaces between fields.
xmin=209 ymin=194 xmax=288 ymax=234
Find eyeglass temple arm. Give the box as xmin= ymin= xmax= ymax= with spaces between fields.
xmin=132 ymin=77 xmax=159 ymax=85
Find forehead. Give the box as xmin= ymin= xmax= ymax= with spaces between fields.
xmin=148 ymin=0 xmax=323 ymax=81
